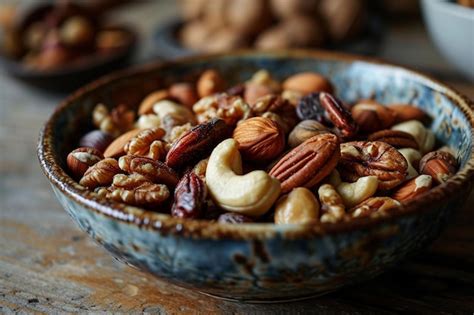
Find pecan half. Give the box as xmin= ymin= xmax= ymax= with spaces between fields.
xmin=129 ymin=156 xmax=179 ymax=187
xmin=296 ymin=92 xmax=330 ymax=125
xmin=339 ymin=141 xmax=408 ymax=189
xmin=79 ymin=158 xmax=121 ymax=189
xmin=124 ymin=128 xmax=167 ymax=160
xmin=108 ymin=173 xmax=169 ymax=206
xmin=319 ymin=92 xmax=358 ymax=138
xmin=368 ymin=130 xmax=419 ymax=150
xmin=171 ymin=172 xmax=207 ymax=219
xmin=166 ymin=118 xmax=232 ymax=169
xmin=269 ymin=133 xmax=340 ymax=193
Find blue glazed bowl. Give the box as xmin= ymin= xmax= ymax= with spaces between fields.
xmin=37 ymin=50 xmax=474 ymax=302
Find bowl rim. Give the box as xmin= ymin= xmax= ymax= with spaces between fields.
xmin=421 ymin=0 xmax=474 ymax=19
xmin=37 ymin=49 xmax=474 ymax=240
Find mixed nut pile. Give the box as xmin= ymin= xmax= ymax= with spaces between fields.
xmin=66 ymin=69 xmax=459 ymax=224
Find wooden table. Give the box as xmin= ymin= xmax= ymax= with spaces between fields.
xmin=1 ymin=2 xmax=473 ymax=313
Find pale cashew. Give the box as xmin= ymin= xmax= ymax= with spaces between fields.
xmin=318 ymin=184 xmax=345 ymax=223
xmin=274 ymin=187 xmax=319 ymax=224
xmin=398 ymin=148 xmax=422 ymax=180
xmin=392 ymin=120 xmax=435 ymax=154
xmin=153 ymin=100 xmax=196 ymax=124
xmin=336 ymin=176 xmax=378 ymax=208
xmin=136 ymin=114 xmax=161 ymax=129
xmin=206 ymin=139 xmax=281 ymax=217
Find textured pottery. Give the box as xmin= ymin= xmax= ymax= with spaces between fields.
xmin=38 ymin=51 xmax=474 ymax=302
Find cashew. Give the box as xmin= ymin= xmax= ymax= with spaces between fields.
xmin=318 ymin=184 xmax=345 ymax=223
xmin=336 ymin=176 xmax=378 ymax=208
xmin=398 ymin=148 xmax=422 ymax=180
xmin=274 ymin=187 xmax=319 ymax=224
xmin=206 ymin=139 xmax=281 ymax=217
xmin=153 ymin=100 xmax=196 ymax=124
xmin=136 ymin=114 xmax=161 ymax=129
xmin=392 ymin=120 xmax=435 ymax=154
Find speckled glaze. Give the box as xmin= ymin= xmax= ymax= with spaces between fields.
xmin=37 ymin=51 xmax=474 ymax=302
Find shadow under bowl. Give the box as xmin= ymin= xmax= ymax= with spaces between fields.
xmin=37 ymin=50 xmax=474 ymax=302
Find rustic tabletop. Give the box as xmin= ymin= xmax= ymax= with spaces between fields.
xmin=1 ymin=2 xmax=473 ymax=314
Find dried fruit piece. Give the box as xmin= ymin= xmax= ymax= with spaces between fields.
xmin=349 ymin=197 xmax=401 ymax=218
xmin=296 ymin=92 xmax=329 ymax=125
xmin=233 ymin=117 xmax=285 ymax=161
xmin=319 ymin=92 xmax=358 ymax=138
xmin=288 ymin=120 xmax=329 ymax=148
xmin=392 ymin=175 xmax=432 ymax=202
xmin=79 ymin=130 xmax=114 ymax=153
xmin=274 ymin=187 xmax=320 ymax=224
xmin=269 ymin=133 xmax=340 ymax=193
xmin=130 ymin=156 xmax=179 ymax=187
xmin=368 ymin=130 xmax=419 ymax=150
xmin=419 ymin=150 xmax=458 ymax=184
xmin=218 ymin=212 xmax=253 ymax=224
xmin=339 ymin=141 xmax=408 ymax=189
xmin=318 ymin=184 xmax=345 ymax=223
xmin=282 ymin=72 xmax=333 ymax=95
xmin=166 ymin=118 xmax=232 ymax=169
xmin=171 ymin=172 xmax=207 ymax=219
xmin=351 ymin=100 xmax=396 ymax=133
xmin=79 ymin=158 xmax=121 ymax=189
xmin=67 ymin=147 xmax=103 ymax=179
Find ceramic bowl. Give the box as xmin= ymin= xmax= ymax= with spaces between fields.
xmin=37 ymin=50 xmax=474 ymax=302
xmin=421 ymin=0 xmax=474 ymax=81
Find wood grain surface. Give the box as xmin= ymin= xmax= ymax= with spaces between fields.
xmin=1 ymin=2 xmax=473 ymax=313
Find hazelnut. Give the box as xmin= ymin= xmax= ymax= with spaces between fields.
xmin=419 ymin=150 xmax=458 ymax=184
xmin=79 ymin=130 xmax=114 ymax=153
xmin=288 ymin=120 xmax=329 ymax=148
xmin=233 ymin=117 xmax=285 ymax=161
xmin=283 ymin=72 xmax=333 ymax=95
xmin=67 ymin=147 xmax=104 ymax=179
xmin=351 ymin=100 xmax=396 ymax=133
xmin=388 ymin=104 xmax=428 ymax=123
xmin=169 ymin=83 xmax=199 ymax=109
xmin=197 ymin=69 xmax=225 ymax=98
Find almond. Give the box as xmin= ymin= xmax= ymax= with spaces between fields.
xmin=197 ymin=69 xmax=225 ymax=98
xmin=104 ymin=129 xmax=142 ymax=158
xmin=233 ymin=117 xmax=285 ymax=161
xmin=392 ymin=174 xmax=432 ymax=202
xmin=282 ymin=72 xmax=333 ymax=95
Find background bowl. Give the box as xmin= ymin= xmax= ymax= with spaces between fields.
xmin=37 ymin=51 xmax=474 ymax=302
xmin=421 ymin=0 xmax=474 ymax=81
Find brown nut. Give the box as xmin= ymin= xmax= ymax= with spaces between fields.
xmin=171 ymin=172 xmax=207 ymax=219
xmin=296 ymin=92 xmax=331 ymax=125
xmin=218 ymin=212 xmax=254 ymax=224
xmin=282 ymin=72 xmax=333 ymax=95
xmin=168 ymin=83 xmax=199 ymax=108
xmin=166 ymin=118 xmax=232 ymax=169
xmin=59 ymin=16 xmax=95 ymax=47
xmin=67 ymin=147 xmax=104 ymax=179
xmin=79 ymin=158 xmax=121 ymax=189
xmin=124 ymin=128 xmax=166 ymax=160
xmin=233 ymin=117 xmax=285 ymax=161
xmin=339 ymin=141 xmax=408 ymax=189
xmin=250 ymin=94 xmax=287 ymax=115
xmin=274 ymin=187 xmax=320 ymax=224
xmin=166 ymin=123 xmax=193 ymax=144
xmin=318 ymin=184 xmax=345 ymax=223
xmin=388 ymin=104 xmax=428 ymax=123
xmin=319 ymin=92 xmax=358 ymax=138
xmin=138 ymin=90 xmax=171 ymax=115
xmin=419 ymin=151 xmax=458 ymax=184
xmin=108 ymin=174 xmax=170 ymax=206
xmin=193 ymin=94 xmax=251 ymax=126
xmin=197 ymin=69 xmax=225 ymax=98
xmin=288 ymin=120 xmax=329 ymax=148
xmin=130 ymin=156 xmax=179 ymax=187
xmin=368 ymin=130 xmax=419 ymax=150
xmin=93 ymin=104 xmax=135 ymax=138
xmin=269 ymin=133 xmax=340 ymax=193
xmin=79 ymin=130 xmax=114 ymax=153
xmin=392 ymin=175 xmax=432 ymax=202
xmin=349 ymin=197 xmax=401 ymax=218
xmin=104 ymin=129 xmax=142 ymax=158
xmin=351 ymin=100 xmax=396 ymax=133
